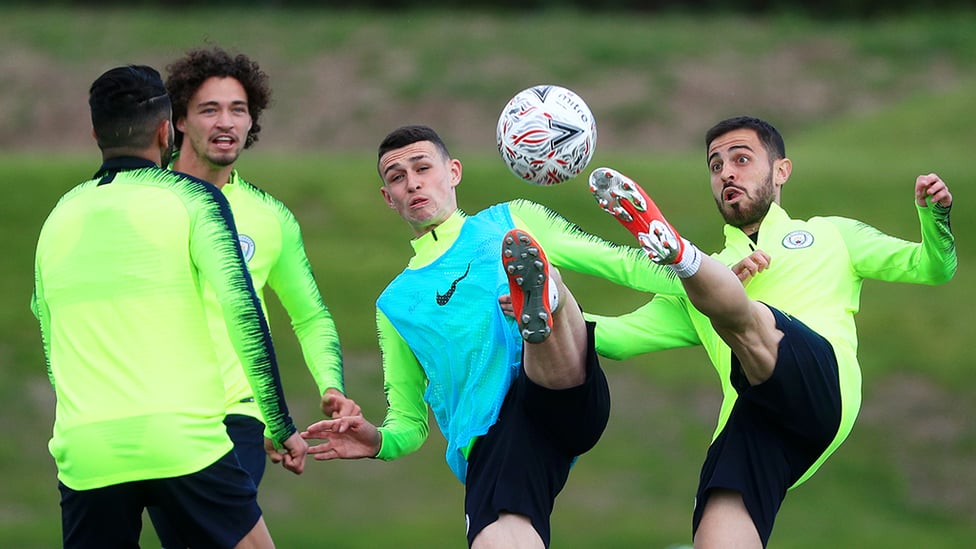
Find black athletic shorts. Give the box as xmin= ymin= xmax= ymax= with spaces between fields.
xmin=692 ymin=305 xmax=842 ymax=547
xmin=464 ymin=321 xmax=610 ymax=548
xmin=148 ymin=413 xmax=267 ymax=548
xmin=60 ymin=450 xmax=261 ymax=549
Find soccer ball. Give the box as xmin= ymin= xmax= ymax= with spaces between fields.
xmin=496 ymin=84 xmax=597 ymax=186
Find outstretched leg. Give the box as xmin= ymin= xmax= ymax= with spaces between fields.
xmin=590 ymin=167 xmax=790 ymax=549
xmin=474 ymin=229 xmax=608 ymax=548
xmin=502 ymin=229 xmax=587 ymax=389
xmin=589 ymin=167 xmax=781 ymax=385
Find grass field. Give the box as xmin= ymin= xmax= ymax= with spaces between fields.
xmin=1 ymin=7 xmax=974 ymax=548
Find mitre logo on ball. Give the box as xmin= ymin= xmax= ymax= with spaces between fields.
xmin=496 ymin=84 xmax=597 ymax=186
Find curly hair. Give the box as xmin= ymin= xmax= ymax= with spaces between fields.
xmin=165 ymin=46 xmax=272 ymax=149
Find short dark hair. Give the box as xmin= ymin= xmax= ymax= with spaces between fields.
xmin=165 ymin=46 xmax=271 ymax=149
xmin=89 ymin=65 xmax=171 ymax=151
xmin=705 ymin=116 xmax=786 ymax=161
xmin=377 ymin=125 xmax=451 ymax=170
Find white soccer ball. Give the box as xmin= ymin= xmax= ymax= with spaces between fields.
xmin=496 ymin=84 xmax=597 ymax=186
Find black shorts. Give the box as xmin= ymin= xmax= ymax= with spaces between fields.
xmin=692 ymin=305 xmax=842 ymax=547
xmin=60 ymin=450 xmax=261 ymax=549
xmin=224 ymin=413 xmax=268 ymax=486
xmin=148 ymin=414 xmax=267 ymax=548
xmin=464 ymin=321 xmax=610 ymax=548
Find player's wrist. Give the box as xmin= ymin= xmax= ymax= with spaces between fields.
xmin=371 ymin=428 xmax=384 ymax=459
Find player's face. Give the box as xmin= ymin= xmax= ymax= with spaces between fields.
xmin=177 ymin=76 xmax=252 ymax=168
xmin=379 ymin=141 xmax=461 ymax=236
xmin=706 ymin=128 xmax=784 ymax=234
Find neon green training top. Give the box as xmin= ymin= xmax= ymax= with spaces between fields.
xmin=590 ymin=200 xmax=956 ymax=488
xmin=32 ymin=158 xmax=296 ymax=490
xmin=201 ymin=169 xmax=344 ymax=420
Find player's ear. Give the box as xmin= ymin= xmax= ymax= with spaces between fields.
xmin=773 ymin=157 xmax=792 ymax=187
xmin=449 ymin=158 xmax=463 ymax=188
xmin=156 ymin=119 xmax=172 ymax=149
xmin=380 ymin=186 xmax=395 ymax=209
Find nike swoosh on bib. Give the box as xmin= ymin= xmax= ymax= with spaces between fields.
xmin=436 ymin=263 xmax=472 ymax=306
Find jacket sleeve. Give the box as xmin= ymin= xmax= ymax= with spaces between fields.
xmin=374 ymin=308 xmax=430 ymax=461
xmin=31 ymin=256 xmax=55 ymax=388
xmin=267 ymin=205 xmax=345 ymax=396
xmin=827 ymin=203 xmax=956 ymax=285
xmin=190 ymin=189 xmax=295 ymax=445
xmin=587 ymin=294 xmax=700 ymax=360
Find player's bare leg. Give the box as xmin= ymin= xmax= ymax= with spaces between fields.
xmin=233 ymin=516 xmax=275 ymax=549
xmin=472 ymin=512 xmax=545 ymax=549
xmin=694 ymin=490 xmax=762 ymax=549
xmin=502 ymin=229 xmax=587 ymax=390
xmin=590 ymin=167 xmax=780 ymax=385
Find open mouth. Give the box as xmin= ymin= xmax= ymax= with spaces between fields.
xmin=212 ymin=135 xmax=236 ymax=150
xmin=723 ymin=186 xmax=744 ymax=203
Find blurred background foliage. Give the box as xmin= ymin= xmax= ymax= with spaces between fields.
xmin=1 ymin=5 xmax=973 ymax=548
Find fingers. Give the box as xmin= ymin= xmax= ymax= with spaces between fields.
xmin=732 ymin=250 xmax=771 ymax=282
xmin=331 ymin=398 xmax=362 ymax=419
xmin=915 ymin=173 xmax=952 ymax=207
xmin=281 ymin=451 xmax=306 ymax=474
xmin=281 ymin=433 xmax=308 ymax=475
xmin=338 ymin=401 xmax=363 ymax=418
xmin=322 ymin=396 xmax=361 ymax=418
xmin=498 ymin=295 xmax=514 ymax=317
xmin=306 ymin=442 xmax=342 ymax=461
xmin=299 ymin=415 xmax=380 ymax=461
xmin=264 ymin=437 xmax=284 ymax=463
xmin=303 ymin=418 xmax=343 ymax=438
xmin=321 ymin=389 xmax=364 ymax=419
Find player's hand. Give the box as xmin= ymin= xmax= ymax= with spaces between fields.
xmin=915 ymin=173 xmax=952 ymax=208
xmin=301 ymin=415 xmax=381 ymax=460
xmin=264 ymin=431 xmax=308 ymax=475
xmin=498 ymin=295 xmax=514 ymax=317
xmin=731 ymin=250 xmax=771 ymax=283
xmin=321 ymin=387 xmax=362 ymax=418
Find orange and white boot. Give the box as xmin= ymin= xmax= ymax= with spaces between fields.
xmin=589 ymin=167 xmax=701 ymax=278
xmin=502 ymin=229 xmax=559 ymax=344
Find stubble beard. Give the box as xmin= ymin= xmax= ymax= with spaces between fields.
xmin=206 ymin=148 xmax=240 ymax=168
xmin=716 ymin=169 xmax=775 ymax=229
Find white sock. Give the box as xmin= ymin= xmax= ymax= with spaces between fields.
xmin=669 ymin=239 xmax=702 ymax=279
xmin=547 ymin=267 xmax=561 ymax=313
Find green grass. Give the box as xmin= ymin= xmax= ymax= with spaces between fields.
xmin=2 ymin=8 xmax=975 ymax=548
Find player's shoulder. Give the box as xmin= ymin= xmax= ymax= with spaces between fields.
xmin=134 ymin=166 xmax=228 ymax=203
xmin=51 ymin=178 xmax=99 ymax=206
xmin=505 ymin=197 xmax=543 ymax=211
xmin=505 ymin=197 xmax=558 ymax=221
xmin=234 ymin=173 xmax=300 ymax=221
xmin=62 ymin=166 xmax=220 ymax=207
xmin=806 ymin=214 xmax=866 ymax=231
xmin=506 ymin=198 xmax=578 ymax=233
